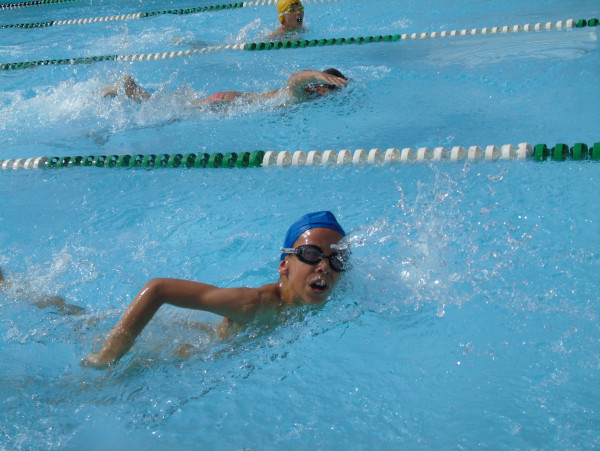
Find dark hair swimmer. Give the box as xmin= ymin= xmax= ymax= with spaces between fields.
xmin=303 ymin=68 xmax=349 ymax=98
xmin=102 ymin=68 xmax=349 ymax=107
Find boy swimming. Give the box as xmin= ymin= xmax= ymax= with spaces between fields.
xmin=269 ymin=0 xmax=305 ymax=38
xmin=102 ymin=68 xmax=348 ymax=106
xmin=83 ymin=211 xmax=349 ymax=368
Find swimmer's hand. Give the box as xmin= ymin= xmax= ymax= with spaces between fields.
xmin=81 ymin=325 xmax=136 ymax=369
xmin=102 ymin=75 xmax=151 ymax=103
xmin=81 ymin=352 xmax=114 ymax=369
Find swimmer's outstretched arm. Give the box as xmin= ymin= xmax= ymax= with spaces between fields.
xmin=284 ymin=69 xmax=348 ymax=98
xmin=83 ymin=278 xmax=281 ymax=368
xmin=102 ymin=75 xmax=151 ymax=103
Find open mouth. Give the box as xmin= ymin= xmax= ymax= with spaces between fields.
xmin=310 ymin=279 xmax=328 ymax=293
xmin=296 ymin=16 xmax=302 ymax=24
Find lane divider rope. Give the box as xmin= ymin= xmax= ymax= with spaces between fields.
xmin=1 ymin=17 xmax=598 ymax=71
xmin=1 ymin=143 xmax=598 ymax=171
xmin=1 ymin=3 xmax=243 ymax=25
xmin=0 ymin=0 xmax=339 ymax=19
xmin=0 ymin=0 xmax=76 ymax=10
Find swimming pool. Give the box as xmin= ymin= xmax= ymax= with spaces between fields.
xmin=1 ymin=0 xmax=599 ymax=449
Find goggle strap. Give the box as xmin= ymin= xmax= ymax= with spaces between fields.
xmin=278 ymin=5 xmax=304 ymax=19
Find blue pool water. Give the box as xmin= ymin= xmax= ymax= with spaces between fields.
xmin=1 ymin=0 xmax=599 ymax=449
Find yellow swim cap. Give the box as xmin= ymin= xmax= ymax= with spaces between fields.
xmin=277 ymin=0 xmax=303 ymax=24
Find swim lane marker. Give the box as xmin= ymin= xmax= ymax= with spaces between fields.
xmin=0 ymin=0 xmax=340 ymax=18
xmin=0 ymin=0 xmax=76 ymax=10
xmin=1 ymin=143 xmax=598 ymax=170
xmin=1 ymin=17 xmax=598 ymax=71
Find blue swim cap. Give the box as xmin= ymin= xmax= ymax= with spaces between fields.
xmin=281 ymin=211 xmax=346 ymax=260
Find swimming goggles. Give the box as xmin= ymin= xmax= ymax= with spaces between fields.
xmin=305 ymin=83 xmax=339 ymax=97
xmin=281 ymin=244 xmax=350 ymax=272
xmin=307 ymin=83 xmax=338 ymax=91
xmin=279 ymin=3 xmax=304 ymax=18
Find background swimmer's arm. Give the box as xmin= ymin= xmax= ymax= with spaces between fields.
xmin=285 ymin=70 xmax=348 ymax=98
xmin=172 ymin=37 xmax=208 ymax=49
xmin=83 ymin=278 xmax=279 ymax=368
xmin=102 ymin=75 xmax=151 ymax=103
xmin=268 ymin=25 xmax=305 ymax=39
xmin=0 ymin=266 xmax=83 ymax=315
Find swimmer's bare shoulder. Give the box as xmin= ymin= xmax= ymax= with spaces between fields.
xmin=253 ymin=282 xmax=283 ymax=307
xmin=218 ymin=282 xmax=283 ymax=335
xmin=178 ymin=279 xmax=283 ymax=321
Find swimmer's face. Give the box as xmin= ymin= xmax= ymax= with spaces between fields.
xmin=279 ymin=228 xmax=345 ymax=305
xmin=281 ymin=2 xmax=304 ymax=29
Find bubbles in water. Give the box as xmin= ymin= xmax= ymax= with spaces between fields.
xmin=233 ymin=18 xmax=264 ymax=44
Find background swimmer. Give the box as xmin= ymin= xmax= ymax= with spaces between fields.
xmin=83 ymin=211 xmax=350 ymax=368
xmin=269 ymin=0 xmax=305 ymax=39
xmin=175 ymin=0 xmax=304 ymax=47
xmin=102 ymin=68 xmax=348 ymax=107
xmin=0 ymin=266 xmax=84 ymax=315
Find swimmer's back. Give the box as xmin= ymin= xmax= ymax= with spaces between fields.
xmin=201 ymin=91 xmax=244 ymax=104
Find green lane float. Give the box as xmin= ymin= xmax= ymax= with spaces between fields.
xmin=534 ymin=144 xmax=549 ymax=161
xmin=571 ymin=143 xmax=588 ymax=160
xmin=167 ymin=154 xmax=183 ymax=168
xmin=141 ymin=154 xmax=155 ymax=168
xmin=207 ymin=153 xmax=222 ymax=168
xmin=155 ymin=154 xmax=170 ymax=168
xmin=195 ymin=153 xmax=211 ymax=168
xmin=236 ymin=152 xmax=250 ymax=168
xmin=115 ymin=155 xmax=129 ymax=167
xmin=68 ymin=156 xmax=83 ymax=167
xmin=249 ymin=151 xmax=264 ymax=167
xmin=126 ymin=155 xmax=141 ymax=167
xmin=223 ymin=152 xmax=238 ymax=168
xmin=593 ymin=143 xmax=600 ymax=160
xmin=552 ymin=143 xmax=569 ymax=161
xmin=3 ymin=143 xmax=598 ymax=171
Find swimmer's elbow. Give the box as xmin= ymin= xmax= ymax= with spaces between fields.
xmin=140 ymin=278 xmax=172 ymax=310
xmin=145 ymin=278 xmax=164 ymax=294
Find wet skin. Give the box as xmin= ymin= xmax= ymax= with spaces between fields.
xmin=278 ymin=228 xmax=344 ymax=305
xmin=281 ymin=3 xmax=304 ymax=30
